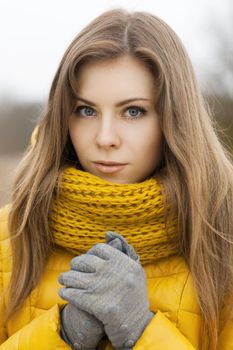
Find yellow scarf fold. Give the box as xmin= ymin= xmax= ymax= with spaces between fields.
xmin=49 ymin=167 xmax=180 ymax=265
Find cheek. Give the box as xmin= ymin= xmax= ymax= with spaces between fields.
xmin=69 ymin=124 xmax=77 ymax=146
xmin=151 ymin=129 xmax=163 ymax=150
xmin=142 ymin=122 xmax=163 ymax=149
xmin=142 ymin=126 xmax=163 ymax=163
xmin=69 ymin=121 xmax=86 ymax=148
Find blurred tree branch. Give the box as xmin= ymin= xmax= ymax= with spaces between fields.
xmin=0 ymin=100 xmax=42 ymax=154
xmin=204 ymin=4 xmax=233 ymax=98
xmin=203 ymin=3 xmax=233 ymax=152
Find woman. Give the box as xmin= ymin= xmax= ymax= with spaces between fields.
xmin=0 ymin=8 xmax=233 ymax=350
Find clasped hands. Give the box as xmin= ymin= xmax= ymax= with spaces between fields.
xmin=58 ymin=231 xmax=154 ymax=350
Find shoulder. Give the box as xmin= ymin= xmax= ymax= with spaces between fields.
xmin=0 ymin=204 xmax=11 ymax=242
xmin=0 ymin=204 xmax=12 ymax=274
xmin=144 ymin=255 xmax=193 ymax=296
xmin=144 ymin=255 xmax=189 ymax=278
xmin=144 ymin=256 xmax=201 ymax=347
xmin=144 ymin=255 xmax=200 ymax=315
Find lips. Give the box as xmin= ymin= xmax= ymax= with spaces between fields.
xmin=92 ymin=161 xmax=127 ymax=174
xmin=94 ymin=161 xmax=126 ymax=166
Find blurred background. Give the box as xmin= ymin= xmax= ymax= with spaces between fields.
xmin=0 ymin=0 xmax=233 ymax=207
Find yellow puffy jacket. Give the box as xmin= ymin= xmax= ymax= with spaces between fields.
xmin=0 ymin=204 xmax=233 ymax=349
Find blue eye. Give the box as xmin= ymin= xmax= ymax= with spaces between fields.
xmin=74 ymin=106 xmax=95 ymax=117
xmin=125 ymin=106 xmax=146 ymax=118
xmin=73 ymin=105 xmax=146 ymax=119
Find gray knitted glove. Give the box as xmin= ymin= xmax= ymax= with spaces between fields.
xmin=60 ymin=304 xmax=104 ymax=350
xmin=59 ymin=232 xmax=154 ymax=350
xmin=106 ymin=231 xmax=140 ymax=263
xmin=59 ymin=231 xmax=138 ymax=349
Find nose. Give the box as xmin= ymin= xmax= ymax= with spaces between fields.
xmin=95 ymin=117 xmax=121 ymax=149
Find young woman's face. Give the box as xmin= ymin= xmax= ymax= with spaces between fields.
xmin=69 ymin=55 xmax=163 ymax=184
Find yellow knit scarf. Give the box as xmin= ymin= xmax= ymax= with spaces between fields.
xmin=49 ymin=167 xmax=180 ymax=265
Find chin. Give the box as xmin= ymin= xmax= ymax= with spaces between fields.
xmin=100 ymin=175 xmax=138 ymax=184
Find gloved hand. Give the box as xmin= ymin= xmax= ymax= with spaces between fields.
xmin=60 ymin=304 xmax=104 ymax=350
xmin=105 ymin=231 xmax=140 ymax=263
xmin=59 ymin=232 xmax=154 ymax=350
xmin=59 ymin=231 xmax=139 ymax=349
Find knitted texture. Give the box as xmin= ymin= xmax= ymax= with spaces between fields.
xmin=49 ymin=167 xmax=179 ymax=265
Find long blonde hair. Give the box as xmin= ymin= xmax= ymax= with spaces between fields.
xmin=4 ymin=8 xmax=233 ymax=349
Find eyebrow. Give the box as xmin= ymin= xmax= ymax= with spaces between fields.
xmin=76 ymin=96 xmax=151 ymax=107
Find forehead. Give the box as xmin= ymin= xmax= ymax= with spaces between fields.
xmin=75 ymin=55 xmax=156 ymax=100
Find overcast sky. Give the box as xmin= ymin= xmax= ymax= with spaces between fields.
xmin=0 ymin=0 xmax=232 ymax=102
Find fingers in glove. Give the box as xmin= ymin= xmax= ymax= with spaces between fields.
xmin=106 ymin=231 xmax=140 ymax=263
xmin=87 ymin=242 xmax=119 ymax=260
xmin=59 ymin=287 xmax=78 ymax=305
xmin=70 ymin=253 xmax=104 ymax=272
xmin=59 ymin=287 xmax=90 ymax=312
xmin=107 ymin=237 xmax=123 ymax=251
xmin=58 ymin=270 xmax=92 ymax=289
xmin=88 ymin=243 xmax=139 ymax=271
